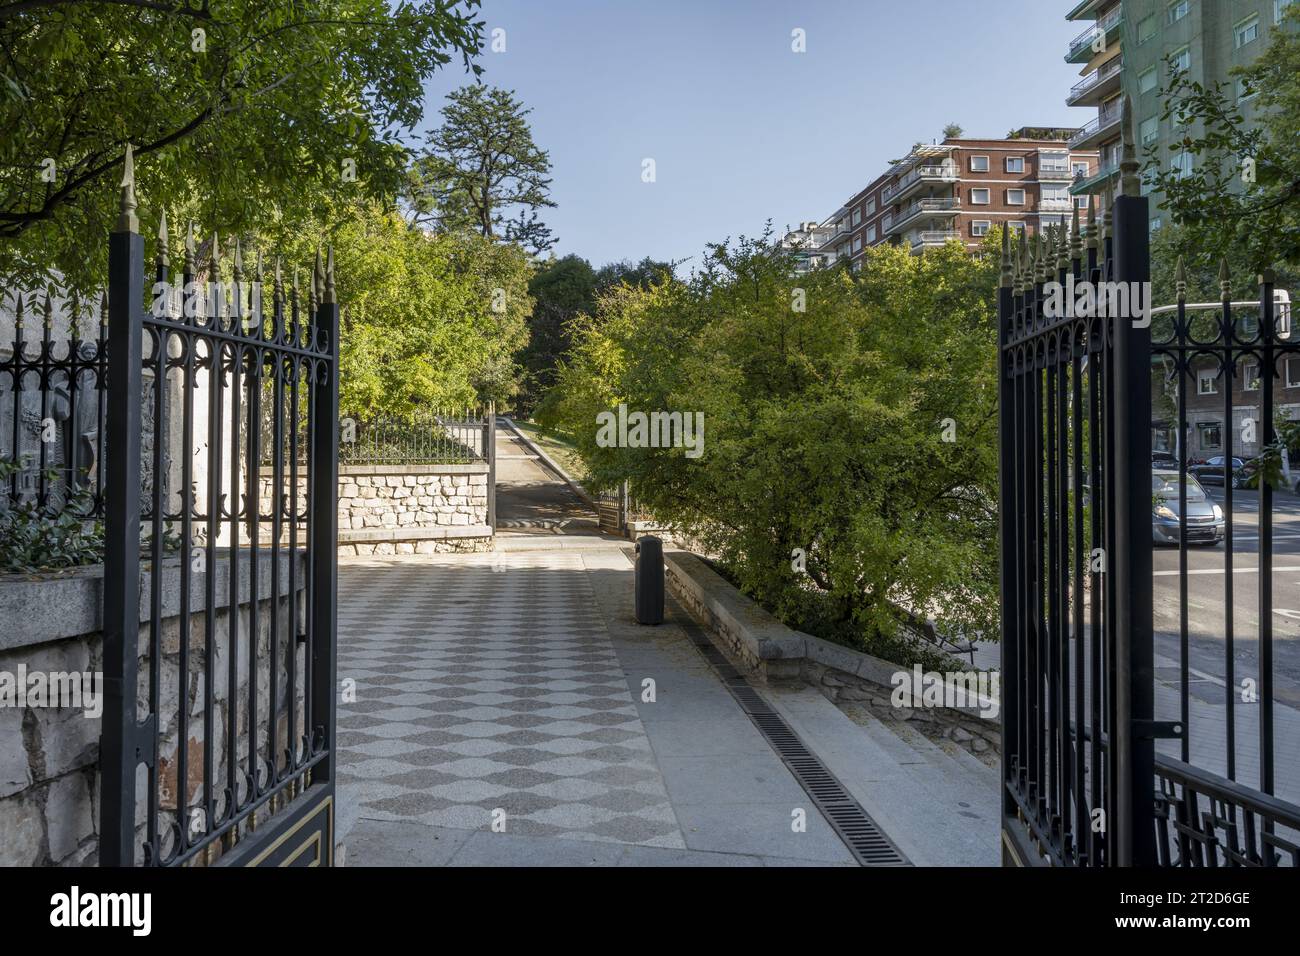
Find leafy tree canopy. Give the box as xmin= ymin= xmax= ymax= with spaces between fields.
xmin=1145 ymin=8 xmax=1300 ymax=270
xmin=0 ymin=0 xmax=484 ymax=294
xmin=538 ymin=230 xmax=1002 ymax=663
xmin=271 ymin=203 xmax=532 ymax=416
xmin=406 ymin=84 xmax=555 ymax=255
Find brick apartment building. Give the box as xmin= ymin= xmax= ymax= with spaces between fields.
xmin=812 ymin=130 xmax=1099 ymax=268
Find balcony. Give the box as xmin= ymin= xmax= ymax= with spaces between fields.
xmin=1038 ymin=197 xmax=1076 ymax=212
xmin=824 ymin=218 xmax=851 ymax=243
xmin=882 ymin=164 xmax=958 ymax=204
xmin=886 ymin=197 xmax=961 ymax=235
xmin=1069 ymin=101 xmax=1123 ymax=149
xmin=1067 ymin=56 xmax=1123 ymax=107
xmin=910 ymin=230 xmax=961 ymax=252
xmin=1039 ymin=162 xmax=1076 ymax=181
xmin=1066 ymin=8 xmax=1123 ymax=63
xmin=1069 ymin=163 xmax=1119 ymax=195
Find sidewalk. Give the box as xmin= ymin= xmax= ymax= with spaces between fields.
xmin=334 ymin=422 xmax=858 ymax=865
xmin=336 ymin=546 xmax=856 ymax=865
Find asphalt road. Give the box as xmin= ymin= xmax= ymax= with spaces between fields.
xmin=1152 ymin=486 xmax=1300 ymax=711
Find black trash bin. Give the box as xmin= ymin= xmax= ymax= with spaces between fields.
xmin=634 ymin=535 xmax=664 ymax=625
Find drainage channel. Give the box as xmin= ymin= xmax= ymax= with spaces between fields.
xmin=673 ymin=609 xmax=910 ymax=867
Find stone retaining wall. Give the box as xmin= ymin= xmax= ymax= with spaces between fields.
xmin=0 ymin=553 xmax=306 ymax=866
xmin=258 ymin=463 xmax=492 ymax=556
xmin=665 ymin=550 xmax=1000 ymax=762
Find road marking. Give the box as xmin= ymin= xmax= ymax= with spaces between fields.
xmin=1153 ymin=565 xmax=1300 ymax=576
xmin=1276 ymin=609 xmax=1300 ymax=620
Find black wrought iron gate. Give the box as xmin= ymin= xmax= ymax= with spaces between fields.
xmin=998 ymin=122 xmax=1300 ymax=866
xmin=99 ymin=147 xmax=338 ymax=866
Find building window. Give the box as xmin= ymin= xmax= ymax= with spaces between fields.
xmin=971 ymin=188 xmax=991 ymax=204
xmin=1137 ymin=116 xmax=1157 ymax=146
xmin=1171 ymin=151 xmax=1194 ymax=179
xmin=1242 ymin=361 xmax=1261 ymax=391
xmin=1006 ymin=157 xmax=1025 ymax=174
xmin=1076 ymin=195 xmax=1092 ymax=210
xmin=1286 ymin=357 xmax=1300 ymax=387
xmin=852 ymin=208 xmax=861 ymax=226
xmin=1139 ymin=67 xmax=1158 ymax=93
xmin=1168 ymin=1 xmax=1189 ymax=24
xmin=1138 ymin=13 xmax=1157 ymax=43
xmin=1151 ymin=217 xmax=1163 ymax=230
xmin=853 ymin=237 xmax=862 ymax=252
xmin=1198 ymin=422 xmax=1222 ymax=449
xmin=1198 ymin=370 xmax=1218 ymax=395
xmin=971 ymin=220 xmax=991 ymax=237
xmin=866 ymin=224 xmax=877 ymax=242
xmin=1237 ymin=77 xmax=1257 ymax=101
xmin=1008 ymin=221 xmax=1027 ymax=236
xmin=1072 ymin=160 xmax=1090 ymax=178
xmin=866 ymin=199 xmax=876 ymax=215
xmin=1042 ymin=184 xmax=1068 ymax=203
xmin=1170 ymin=45 xmax=1191 ymax=72
xmin=1007 ymin=188 xmax=1026 ymax=205
xmin=970 ymin=155 xmax=989 ymax=172
xmin=1235 ymin=15 xmax=1260 ymax=48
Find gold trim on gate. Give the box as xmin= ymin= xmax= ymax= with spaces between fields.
xmin=281 ymin=831 xmax=322 ymax=867
xmin=245 ymin=794 xmax=333 ymax=867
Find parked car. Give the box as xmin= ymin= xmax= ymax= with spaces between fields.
xmin=1152 ymin=451 xmax=1178 ymax=467
xmin=1188 ymin=456 xmax=1258 ymax=489
xmin=1152 ymin=470 xmax=1224 ymax=546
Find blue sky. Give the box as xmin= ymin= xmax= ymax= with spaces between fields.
xmin=419 ymin=0 xmax=1086 ymax=272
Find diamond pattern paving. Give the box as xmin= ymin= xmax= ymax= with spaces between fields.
xmin=337 ymin=553 xmax=686 ymax=849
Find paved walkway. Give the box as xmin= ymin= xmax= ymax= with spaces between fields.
xmin=338 ymin=546 xmax=859 ymax=865
xmin=335 ymin=423 xmax=861 ymax=865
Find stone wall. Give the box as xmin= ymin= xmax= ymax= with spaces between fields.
xmin=0 ymin=552 xmax=306 ymax=866
xmin=665 ymin=550 xmax=1000 ymax=763
xmin=258 ymin=463 xmax=492 ymax=556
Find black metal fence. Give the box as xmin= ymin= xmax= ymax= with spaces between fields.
xmin=99 ymin=148 xmax=337 ymax=867
xmin=998 ymin=127 xmax=1300 ymax=866
xmin=336 ymin=407 xmax=493 ymax=465
xmin=0 ymin=291 xmax=108 ymax=515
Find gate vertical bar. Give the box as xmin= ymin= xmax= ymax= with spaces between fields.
xmin=100 ymin=146 xmax=144 ymax=867
xmin=487 ymin=401 xmax=497 ymax=530
xmin=997 ymin=227 xmax=1020 ymax=827
xmin=309 ymin=250 xmax=339 ymax=794
xmin=1109 ymin=105 xmax=1155 ymax=866
xmin=1258 ymin=270 xmax=1275 ymax=804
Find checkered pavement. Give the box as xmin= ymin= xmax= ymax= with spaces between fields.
xmin=336 ymin=552 xmax=686 ymax=848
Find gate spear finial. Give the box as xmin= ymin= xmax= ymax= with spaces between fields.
xmin=1120 ymin=95 xmax=1141 ymax=198
xmin=1175 ymin=256 xmax=1187 ymax=302
xmin=157 ymin=207 xmax=169 ymax=268
xmin=116 ymin=143 xmax=138 ymax=233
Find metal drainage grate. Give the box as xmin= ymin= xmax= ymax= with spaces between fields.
xmin=676 ymin=614 xmax=909 ymax=867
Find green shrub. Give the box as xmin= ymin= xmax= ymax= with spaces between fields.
xmin=541 ymin=229 xmax=1003 ymax=666
xmin=0 ymin=460 xmax=105 ymax=574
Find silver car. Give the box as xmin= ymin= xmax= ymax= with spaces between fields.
xmin=1152 ymin=470 xmax=1224 ymax=546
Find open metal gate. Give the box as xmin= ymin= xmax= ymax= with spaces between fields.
xmin=99 ymin=147 xmax=338 ymax=866
xmin=998 ymin=116 xmax=1300 ymax=866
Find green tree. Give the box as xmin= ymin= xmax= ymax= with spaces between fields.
xmin=541 ymin=230 xmax=1000 ymax=663
xmin=0 ymin=1 xmax=484 ymax=294
xmin=273 ymin=204 xmax=531 ymax=416
xmin=406 ymin=84 xmax=555 ymax=254
xmin=520 ymin=255 xmax=596 ymax=415
xmin=1145 ymin=7 xmax=1300 ymax=270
